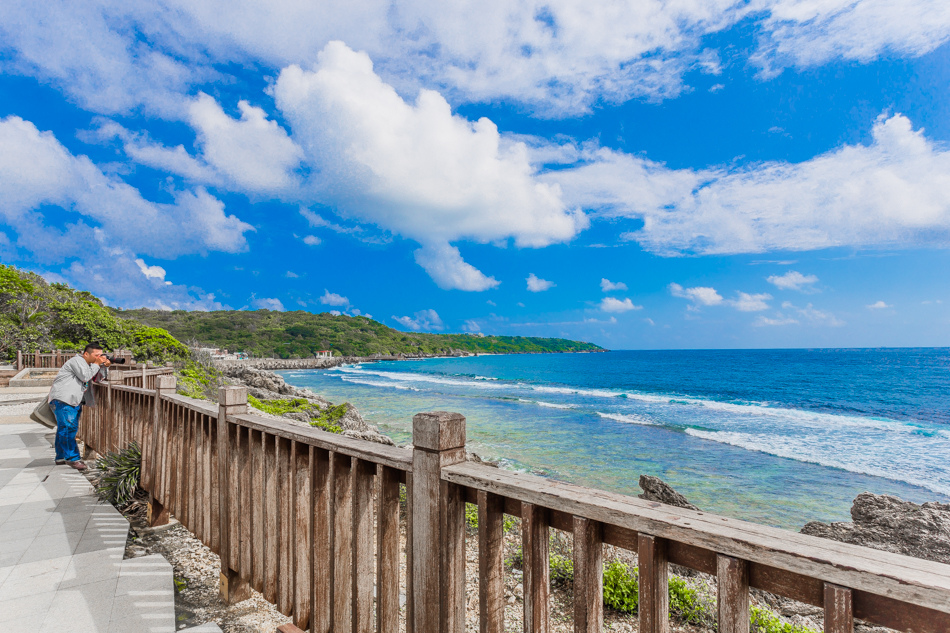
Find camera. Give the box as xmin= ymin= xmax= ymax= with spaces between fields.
xmin=104 ymin=354 xmax=128 ymax=364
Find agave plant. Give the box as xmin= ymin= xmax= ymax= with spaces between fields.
xmin=94 ymin=442 xmax=142 ymax=508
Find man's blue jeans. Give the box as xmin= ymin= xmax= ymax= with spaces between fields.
xmin=50 ymin=400 xmax=83 ymax=462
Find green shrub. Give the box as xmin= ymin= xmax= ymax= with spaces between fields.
xmin=94 ymin=442 xmax=142 ymax=507
xmin=549 ymin=553 xmax=574 ymax=587
xmin=751 ymin=606 xmax=819 ymax=633
xmin=247 ymin=394 xmax=345 ymax=434
xmin=462 ymin=503 xmax=518 ymax=533
xmin=602 ymin=561 xmax=639 ymax=614
xmin=176 ymin=361 xmax=223 ymax=400
xmin=668 ymin=576 xmax=715 ymax=626
xmin=310 ymin=403 xmax=347 ymax=433
xmin=465 ymin=502 xmax=479 ymax=529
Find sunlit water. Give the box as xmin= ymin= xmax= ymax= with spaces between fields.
xmin=279 ymin=348 xmax=950 ymax=530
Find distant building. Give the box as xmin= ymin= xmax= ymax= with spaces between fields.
xmin=315 ymin=350 xmax=332 ymax=358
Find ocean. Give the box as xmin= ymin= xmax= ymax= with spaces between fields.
xmin=278 ymin=348 xmax=950 ymax=530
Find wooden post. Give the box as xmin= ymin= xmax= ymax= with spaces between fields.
xmin=478 ymin=491 xmax=504 ymax=633
xmin=16 ymin=350 xmax=22 ymax=371
xmin=824 ymin=584 xmax=853 ymax=633
xmin=34 ymin=350 xmax=40 ymax=368
xmin=146 ymin=375 xmax=176 ymax=527
xmin=717 ymin=555 xmax=749 ymax=633
xmin=353 ymin=459 xmax=375 ymax=633
xmin=411 ymin=411 xmax=467 ymax=633
xmin=377 ymin=466 xmax=401 ymax=633
xmin=218 ymin=386 xmax=251 ymax=604
xmin=523 ymin=503 xmax=550 ymax=633
xmin=573 ymin=517 xmax=603 ymax=633
xmin=638 ymin=534 xmax=669 ymax=633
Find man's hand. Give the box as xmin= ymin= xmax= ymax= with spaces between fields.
xmin=99 ymin=357 xmax=112 ymax=367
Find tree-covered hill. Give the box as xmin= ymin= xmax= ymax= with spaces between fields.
xmin=0 ymin=264 xmax=188 ymax=361
xmin=115 ymin=308 xmax=606 ymax=358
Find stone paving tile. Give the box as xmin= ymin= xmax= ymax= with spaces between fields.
xmin=0 ymin=588 xmax=57 ymax=626
xmin=59 ymin=550 xmax=126 ymax=590
xmin=39 ymin=576 xmax=120 ymax=633
xmin=0 ymin=420 xmax=178 ymax=633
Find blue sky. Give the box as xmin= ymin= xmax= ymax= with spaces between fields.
xmin=2 ymin=1 xmax=950 ymax=349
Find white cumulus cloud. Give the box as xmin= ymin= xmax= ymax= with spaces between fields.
xmin=526 ymin=273 xmax=555 ymax=292
xmin=552 ymin=114 xmax=950 ymax=255
xmin=320 ymin=290 xmax=350 ymax=307
xmin=730 ymin=292 xmax=772 ymax=312
xmin=252 ymin=297 xmax=285 ymax=311
xmin=413 ymin=243 xmax=500 ymax=291
xmin=867 ymin=300 xmax=892 ymax=309
xmin=600 ymin=297 xmax=642 ymax=313
xmin=755 ymin=0 xmax=950 ymax=76
xmin=0 ymin=116 xmax=253 ymax=262
xmin=135 ymin=259 xmax=167 ymax=281
xmin=669 ymin=283 xmax=724 ymax=306
xmin=273 ymin=41 xmax=586 ymax=289
xmin=600 ymin=278 xmax=627 ymax=292
xmin=189 ymin=93 xmax=303 ymax=193
xmin=767 ymin=271 xmax=819 ymax=291
xmin=393 ymin=309 xmax=444 ymax=331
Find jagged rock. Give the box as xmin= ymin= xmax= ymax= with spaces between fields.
xmin=800 ymin=492 xmax=950 ymax=564
xmin=638 ymin=475 xmax=699 ymax=511
xmin=284 ymin=412 xmax=312 ymax=424
xmin=467 ymin=452 xmax=500 ymax=467
xmin=336 ymin=402 xmax=367 ymax=432
xmin=342 ymin=429 xmax=396 ymax=446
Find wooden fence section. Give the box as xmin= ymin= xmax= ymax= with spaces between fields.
xmin=15 ymin=350 xmax=76 ymax=370
xmin=78 ymin=378 xmax=950 ymax=633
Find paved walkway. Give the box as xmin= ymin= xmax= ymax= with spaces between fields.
xmin=0 ymin=389 xmax=223 ymax=633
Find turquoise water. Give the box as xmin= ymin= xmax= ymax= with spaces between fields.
xmin=279 ymin=348 xmax=950 ymax=530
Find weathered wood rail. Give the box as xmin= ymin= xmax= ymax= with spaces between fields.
xmin=78 ymin=376 xmax=950 ymax=633
xmin=15 ymin=350 xmax=77 ymax=370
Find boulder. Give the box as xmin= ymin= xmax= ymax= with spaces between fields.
xmin=801 ymin=492 xmax=950 ymax=564
xmin=638 ymin=475 xmax=699 ymax=511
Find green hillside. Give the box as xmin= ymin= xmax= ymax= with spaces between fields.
xmin=115 ymin=308 xmax=606 ymax=358
xmin=0 ymin=264 xmax=188 ymax=361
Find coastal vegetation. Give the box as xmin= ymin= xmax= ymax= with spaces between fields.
xmin=0 ymin=264 xmax=188 ymax=362
xmin=246 ymin=394 xmax=346 ymax=434
xmin=115 ymin=307 xmax=605 ymax=358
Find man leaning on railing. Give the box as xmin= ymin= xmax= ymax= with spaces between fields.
xmin=48 ymin=343 xmax=111 ymax=471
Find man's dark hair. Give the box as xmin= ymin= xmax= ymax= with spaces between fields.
xmin=83 ymin=343 xmax=104 ymax=354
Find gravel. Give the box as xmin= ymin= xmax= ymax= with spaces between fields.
xmin=127 ymin=521 xmax=291 ymax=633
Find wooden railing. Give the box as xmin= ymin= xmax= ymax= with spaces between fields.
xmin=78 ymin=377 xmax=950 ymax=633
xmin=15 ymin=350 xmax=77 ymax=370
xmin=109 ymin=365 xmax=176 ymax=390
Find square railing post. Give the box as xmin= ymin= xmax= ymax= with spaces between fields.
xmin=218 ymin=386 xmax=251 ymax=604
xmin=411 ymin=411 xmax=467 ymax=633
xmin=146 ymin=375 xmax=176 ymax=527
